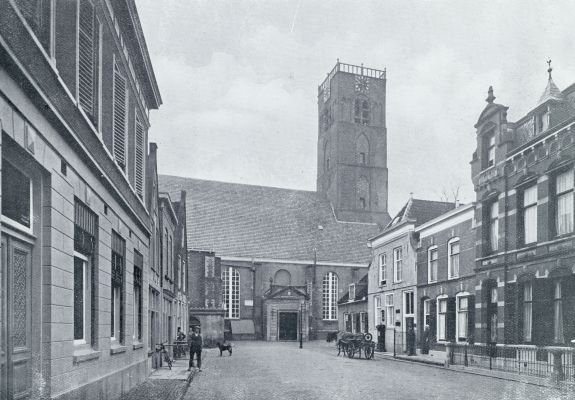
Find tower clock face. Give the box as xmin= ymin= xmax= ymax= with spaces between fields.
xmin=355 ymin=75 xmax=369 ymax=93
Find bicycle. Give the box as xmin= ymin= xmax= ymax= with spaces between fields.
xmin=158 ymin=343 xmax=172 ymax=370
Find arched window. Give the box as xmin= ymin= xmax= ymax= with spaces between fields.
xmin=222 ymin=267 xmax=240 ymax=319
xmin=274 ymin=269 xmax=291 ymax=286
xmin=356 ymin=176 xmax=369 ymax=209
xmin=447 ymin=237 xmax=460 ymax=279
xmin=322 ymin=272 xmax=338 ymax=320
xmin=356 ymin=134 xmax=369 ymax=164
xmin=354 ymin=98 xmax=370 ymax=125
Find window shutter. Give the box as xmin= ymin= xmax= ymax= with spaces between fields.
xmin=429 ymin=300 xmax=437 ymax=343
xmin=467 ymin=295 xmax=475 ymax=343
xmin=446 ymin=297 xmax=456 ymax=341
xmin=532 ymin=279 xmax=553 ymax=345
xmin=135 ymin=114 xmax=144 ymax=198
xmin=78 ymin=0 xmax=97 ymax=122
xmin=113 ymin=61 xmax=127 ymax=170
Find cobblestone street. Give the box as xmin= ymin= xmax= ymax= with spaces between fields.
xmin=182 ymin=341 xmax=572 ymax=400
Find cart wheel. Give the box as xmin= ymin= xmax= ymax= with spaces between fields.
xmin=364 ymin=333 xmax=373 ymax=342
xmin=364 ymin=344 xmax=374 ymax=360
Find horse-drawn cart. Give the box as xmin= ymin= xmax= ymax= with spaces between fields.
xmin=337 ymin=332 xmax=375 ymax=360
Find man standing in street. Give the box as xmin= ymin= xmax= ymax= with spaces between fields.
xmin=187 ymin=326 xmax=203 ymax=371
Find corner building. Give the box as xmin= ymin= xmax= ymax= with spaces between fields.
xmin=0 ymin=1 xmax=162 ymax=399
xmin=471 ymin=69 xmax=575 ymax=348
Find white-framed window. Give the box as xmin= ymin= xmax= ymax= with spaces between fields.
xmin=112 ymin=56 xmax=128 ymax=172
xmin=378 ymin=253 xmax=387 ymax=286
xmin=404 ymin=291 xmax=414 ymax=316
xmin=522 ymin=185 xmax=538 ymax=244
xmin=437 ymin=296 xmax=448 ymax=341
xmin=554 ymin=281 xmax=564 ymax=344
xmin=222 ymin=267 xmax=240 ymax=319
xmin=423 ymin=299 xmax=431 ymax=326
xmin=73 ymin=252 xmax=89 ymax=344
xmin=488 ymin=201 xmax=499 ymax=252
xmin=385 ymin=293 xmax=394 ymax=327
xmin=1 ymin=158 xmax=33 ymax=234
xmin=375 ymin=296 xmax=382 ymax=326
xmin=349 ymin=284 xmax=356 ymax=302
xmin=428 ymin=246 xmax=438 ymax=283
xmin=456 ymin=294 xmax=469 ymax=341
xmin=522 ymin=282 xmax=532 ymax=343
xmin=393 ymin=247 xmax=403 ymax=282
xmin=322 ymin=272 xmax=338 ymax=320
xmin=448 ymin=238 xmax=460 ymax=279
xmin=555 ymin=169 xmax=574 ymax=236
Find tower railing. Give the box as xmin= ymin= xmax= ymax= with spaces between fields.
xmin=319 ymin=61 xmax=386 ymax=93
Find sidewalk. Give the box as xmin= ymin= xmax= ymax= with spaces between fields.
xmin=373 ymin=350 xmax=575 ymax=389
xmin=120 ymin=358 xmax=196 ymax=400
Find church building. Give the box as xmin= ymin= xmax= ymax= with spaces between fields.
xmin=159 ymin=61 xmax=390 ymax=342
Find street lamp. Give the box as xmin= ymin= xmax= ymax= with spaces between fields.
xmin=299 ymin=300 xmax=304 ymax=349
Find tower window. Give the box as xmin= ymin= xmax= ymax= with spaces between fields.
xmin=354 ymin=99 xmax=370 ymax=125
xmin=360 ymin=152 xmax=366 ymax=164
xmin=359 ymin=197 xmax=366 ymax=209
xmin=356 ymin=176 xmax=369 ymax=210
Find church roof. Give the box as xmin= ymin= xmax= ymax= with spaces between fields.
xmin=158 ymin=175 xmax=380 ymax=264
xmin=386 ymin=198 xmax=455 ymax=229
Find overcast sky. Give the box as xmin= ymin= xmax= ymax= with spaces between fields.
xmin=137 ymin=0 xmax=575 ymax=216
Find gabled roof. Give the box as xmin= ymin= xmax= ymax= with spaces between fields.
xmin=158 ymin=175 xmax=380 ymax=264
xmin=338 ymin=274 xmax=368 ymax=304
xmin=386 ymin=198 xmax=455 ymax=229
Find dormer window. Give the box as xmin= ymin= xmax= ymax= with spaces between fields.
xmin=535 ymin=110 xmax=549 ymax=134
xmin=482 ymin=131 xmax=495 ymax=170
xmin=349 ymin=284 xmax=356 ymax=301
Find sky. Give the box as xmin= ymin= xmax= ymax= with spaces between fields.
xmin=137 ymin=0 xmax=575 ymax=216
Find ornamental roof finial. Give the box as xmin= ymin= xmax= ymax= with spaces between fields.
xmin=486 ymin=86 xmax=495 ymax=104
xmin=547 ymin=59 xmax=553 ymax=80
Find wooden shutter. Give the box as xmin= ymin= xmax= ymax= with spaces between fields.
xmin=429 ymin=299 xmax=437 ymax=343
xmin=467 ymin=295 xmax=475 ymax=343
xmin=446 ymin=297 xmax=456 ymax=341
xmin=135 ymin=114 xmax=144 ymax=198
xmin=532 ymin=279 xmax=553 ymax=346
xmin=113 ymin=61 xmax=127 ymax=170
xmin=78 ymin=0 xmax=96 ymax=121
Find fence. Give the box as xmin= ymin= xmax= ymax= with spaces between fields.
xmin=450 ymin=343 xmax=575 ymax=382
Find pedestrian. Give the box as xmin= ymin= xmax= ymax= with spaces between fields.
xmin=187 ymin=326 xmax=203 ymax=371
xmin=421 ymin=324 xmax=430 ymax=354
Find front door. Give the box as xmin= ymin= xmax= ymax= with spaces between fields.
xmin=278 ymin=312 xmax=298 ymax=341
xmin=1 ymin=234 xmax=33 ymax=399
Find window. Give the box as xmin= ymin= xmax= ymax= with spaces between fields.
xmin=448 ymin=238 xmax=460 ymax=279
xmin=483 ymin=132 xmax=495 ymax=169
xmin=111 ymin=231 xmax=125 ymax=342
xmin=375 ymin=296 xmax=382 ymax=326
xmin=15 ymin=0 xmax=52 ymax=54
xmin=222 ymin=267 xmax=240 ymax=319
xmin=428 ymin=246 xmax=438 ymax=283
xmin=488 ymin=201 xmax=499 ymax=253
xmin=423 ymin=299 xmax=431 ymax=326
xmin=78 ymin=0 xmax=100 ymax=126
xmin=554 ymin=281 xmax=564 ymax=344
xmin=523 ymin=282 xmax=533 ymax=343
xmin=134 ymin=113 xmax=145 ymax=199
xmin=345 ymin=313 xmax=352 ymax=332
xmin=133 ymin=252 xmax=143 ymax=341
xmin=354 ymin=99 xmax=370 ymax=125
xmin=393 ymin=247 xmax=403 ymax=282
xmin=378 ymin=253 xmax=387 ymax=286
xmin=360 ymin=312 xmax=368 ymax=333
xmin=322 ymin=272 xmax=338 ymax=320
xmin=555 ymin=169 xmax=574 ymax=236
xmin=437 ymin=297 xmax=448 ymax=341
xmin=349 ymin=284 xmax=356 ymax=301
xmin=404 ymin=291 xmax=414 ymax=316
xmin=356 ymin=134 xmax=369 ymax=164
xmin=73 ymin=199 xmax=97 ymax=346
xmin=385 ymin=294 xmax=394 ymax=327
xmin=521 ymin=185 xmax=538 ymax=244
xmin=148 ymin=287 xmax=159 ymax=352
xmin=113 ymin=58 xmax=127 ymax=171
xmin=456 ymin=295 xmax=469 ymax=341
xmin=2 ymin=159 xmax=32 ymax=231
xmin=205 ymin=256 xmax=215 ymax=278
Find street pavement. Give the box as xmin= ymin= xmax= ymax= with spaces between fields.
xmin=183 ymin=341 xmax=573 ymax=400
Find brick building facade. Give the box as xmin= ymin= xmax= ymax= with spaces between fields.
xmin=0 ymin=1 xmax=163 ymax=398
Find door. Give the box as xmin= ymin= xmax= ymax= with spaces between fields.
xmin=278 ymin=312 xmax=298 ymax=341
xmin=2 ymin=234 xmax=33 ymax=399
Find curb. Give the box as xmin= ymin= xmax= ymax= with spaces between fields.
xmin=176 ymin=368 xmax=198 ymax=400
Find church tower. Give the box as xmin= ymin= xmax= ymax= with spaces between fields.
xmin=317 ymin=61 xmax=390 ymax=226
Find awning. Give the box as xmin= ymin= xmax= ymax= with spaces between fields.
xmin=230 ymin=320 xmax=255 ymax=335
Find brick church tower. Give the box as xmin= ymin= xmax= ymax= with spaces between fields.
xmin=317 ymin=61 xmax=390 ymax=226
